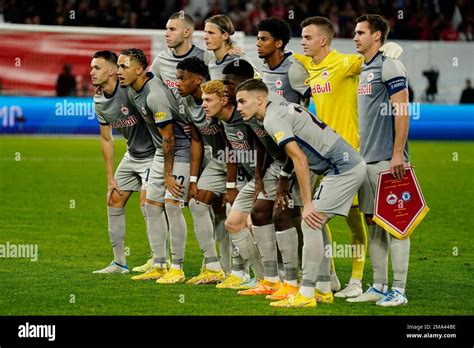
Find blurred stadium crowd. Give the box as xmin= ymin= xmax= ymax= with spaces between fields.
xmin=1 ymin=0 xmax=473 ymax=40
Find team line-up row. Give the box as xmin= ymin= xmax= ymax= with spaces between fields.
xmin=91 ymin=12 xmax=412 ymax=308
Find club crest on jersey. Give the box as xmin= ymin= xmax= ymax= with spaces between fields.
xmin=121 ymin=105 xmax=129 ymax=115
xmin=141 ymin=107 xmax=147 ymax=116
xmin=236 ymin=130 xmax=244 ymax=140
xmin=322 ymin=70 xmax=329 ymax=79
xmin=275 ymin=79 xmax=283 ymax=88
xmin=155 ymin=112 xmax=167 ymax=121
xmin=367 ymin=72 xmax=374 ymax=82
xmin=273 ymin=132 xmax=284 ymax=142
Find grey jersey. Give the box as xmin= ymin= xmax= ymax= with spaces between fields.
xmin=128 ymin=73 xmax=190 ymax=160
xmin=149 ymin=45 xmax=205 ymax=100
xmin=221 ymin=108 xmax=256 ymax=177
xmin=264 ymin=100 xmax=362 ymax=175
xmin=182 ymin=95 xmax=227 ymax=157
xmin=358 ymin=53 xmax=409 ymax=163
xmin=94 ymin=82 xmax=155 ymax=159
xmin=245 ymin=91 xmax=287 ymax=163
xmin=262 ymin=52 xmax=310 ymax=105
xmin=208 ymin=53 xmax=259 ymax=80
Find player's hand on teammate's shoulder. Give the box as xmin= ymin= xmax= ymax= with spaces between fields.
xmin=228 ymin=45 xmax=245 ymax=56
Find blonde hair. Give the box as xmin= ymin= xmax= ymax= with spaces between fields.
xmin=201 ymin=80 xmax=225 ymax=97
xmin=205 ymin=14 xmax=235 ymax=46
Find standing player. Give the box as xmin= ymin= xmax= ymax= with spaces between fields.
xmin=257 ymin=18 xmax=310 ymax=106
xmin=348 ymin=14 xmax=411 ymax=306
xmin=91 ymin=50 xmax=155 ymax=274
xmin=235 ymin=79 xmax=366 ymax=308
xmin=293 ymin=16 xmax=403 ymax=298
xmin=117 ymin=48 xmax=194 ymax=283
xmin=203 ymin=14 xmax=260 ymax=275
xmin=133 ymin=11 xmax=208 ymax=274
xmin=204 ymin=14 xmax=259 ymax=81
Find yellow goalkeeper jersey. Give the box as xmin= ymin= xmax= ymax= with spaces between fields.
xmin=293 ymin=50 xmax=363 ymax=150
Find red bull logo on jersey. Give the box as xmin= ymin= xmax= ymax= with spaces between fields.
xmin=358 ymin=83 xmax=372 ymax=95
xmin=165 ymin=79 xmax=177 ymax=88
xmin=229 ymin=140 xmax=250 ymax=150
xmin=276 ymin=89 xmax=284 ymax=96
xmin=199 ymin=124 xmax=221 ymax=135
xmin=252 ymin=127 xmax=268 ymax=138
xmin=311 ymin=82 xmax=331 ymax=94
xmin=111 ymin=114 xmax=138 ymax=128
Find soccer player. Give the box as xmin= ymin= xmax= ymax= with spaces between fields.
xmin=257 ymin=18 xmax=310 ymax=106
xmin=200 ymin=80 xmax=265 ymax=284
xmin=91 ymin=50 xmax=155 ymax=274
xmin=347 ymin=14 xmax=411 ymax=306
xmin=117 ymin=48 xmax=194 ymax=283
xmin=174 ymin=56 xmax=238 ymax=284
xmin=203 ymin=14 xmax=260 ymax=276
xmin=235 ymin=79 xmax=366 ymax=308
xmin=203 ymin=14 xmax=259 ymax=81
xmin=218 ymin=59 xmax=301 ymax=299
xmin=133 ymin=11 xmax=208 ymax=274
xmin=292 ymin=16 xmax=403 ymax=298
xmin=254 ymin=18 xmax=314 ymax=298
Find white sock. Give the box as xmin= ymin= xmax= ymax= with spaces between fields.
xmin=299 ymin=286 xmax=314 ymax=299
xmin=349 ymin=278 xmax=362 ymax=286
xmin=265 ymin=276 xmax=280 ymax=283
xmin=286 ymin=279 xmax=298 ymax=287
xmin=231 ymin=270 xmax=245 ymax=279
xmin=171 ymin=264 xmax=181 ymax=270
xmin=206 ymin=261 xmax=221 ymax=272
xmin=317 ymin=281 xmax=331 ymax=293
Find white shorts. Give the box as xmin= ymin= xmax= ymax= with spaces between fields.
xmin=115 ymin=152 xmax=153 ymax=192
xmin=201 ymin=145 xmax=213 ymax=170
xmin=145 ymin=152 xmax=190 ymax=204
xmin=198 ymin=158 xmax=247 ymax=195
xmin=313 ymin=161 xmax=366 ymax=217
xmin=257 ymin=161 xmax=304 ymax=207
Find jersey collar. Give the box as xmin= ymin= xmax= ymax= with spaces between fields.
xmin=136 ymin=72 xmax=154 ymax=94
xmin=172 ymin=45 xmax=196 ymax=59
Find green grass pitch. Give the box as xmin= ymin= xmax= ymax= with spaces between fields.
xmin=0 ymin=135 xmax=473 ymax=316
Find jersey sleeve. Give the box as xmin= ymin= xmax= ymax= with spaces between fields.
xmin=264 ymin=108 xmax=295 ymax=148
xmin=382 ymin=58 xmax=407 ymax=96
xmin=146 ymin=91 xmax=173 ymax=128
xmin=288 ymin=60 xmax=311 ymax=98
xmin=291 ymin=52 xmax=311 ymax=70
xmin=93 ymin=103 xmax=109 ymax=125
xmin=343 ymin=53 xmax=364 ymax=76
xmin=148 ymin=55 xmax=160 ymax=76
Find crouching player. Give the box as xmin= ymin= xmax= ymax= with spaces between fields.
xmin=91 ymin=50 xmax=155 ymax=274
xmin=236 ymin=79 xmax=366 ymax=308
